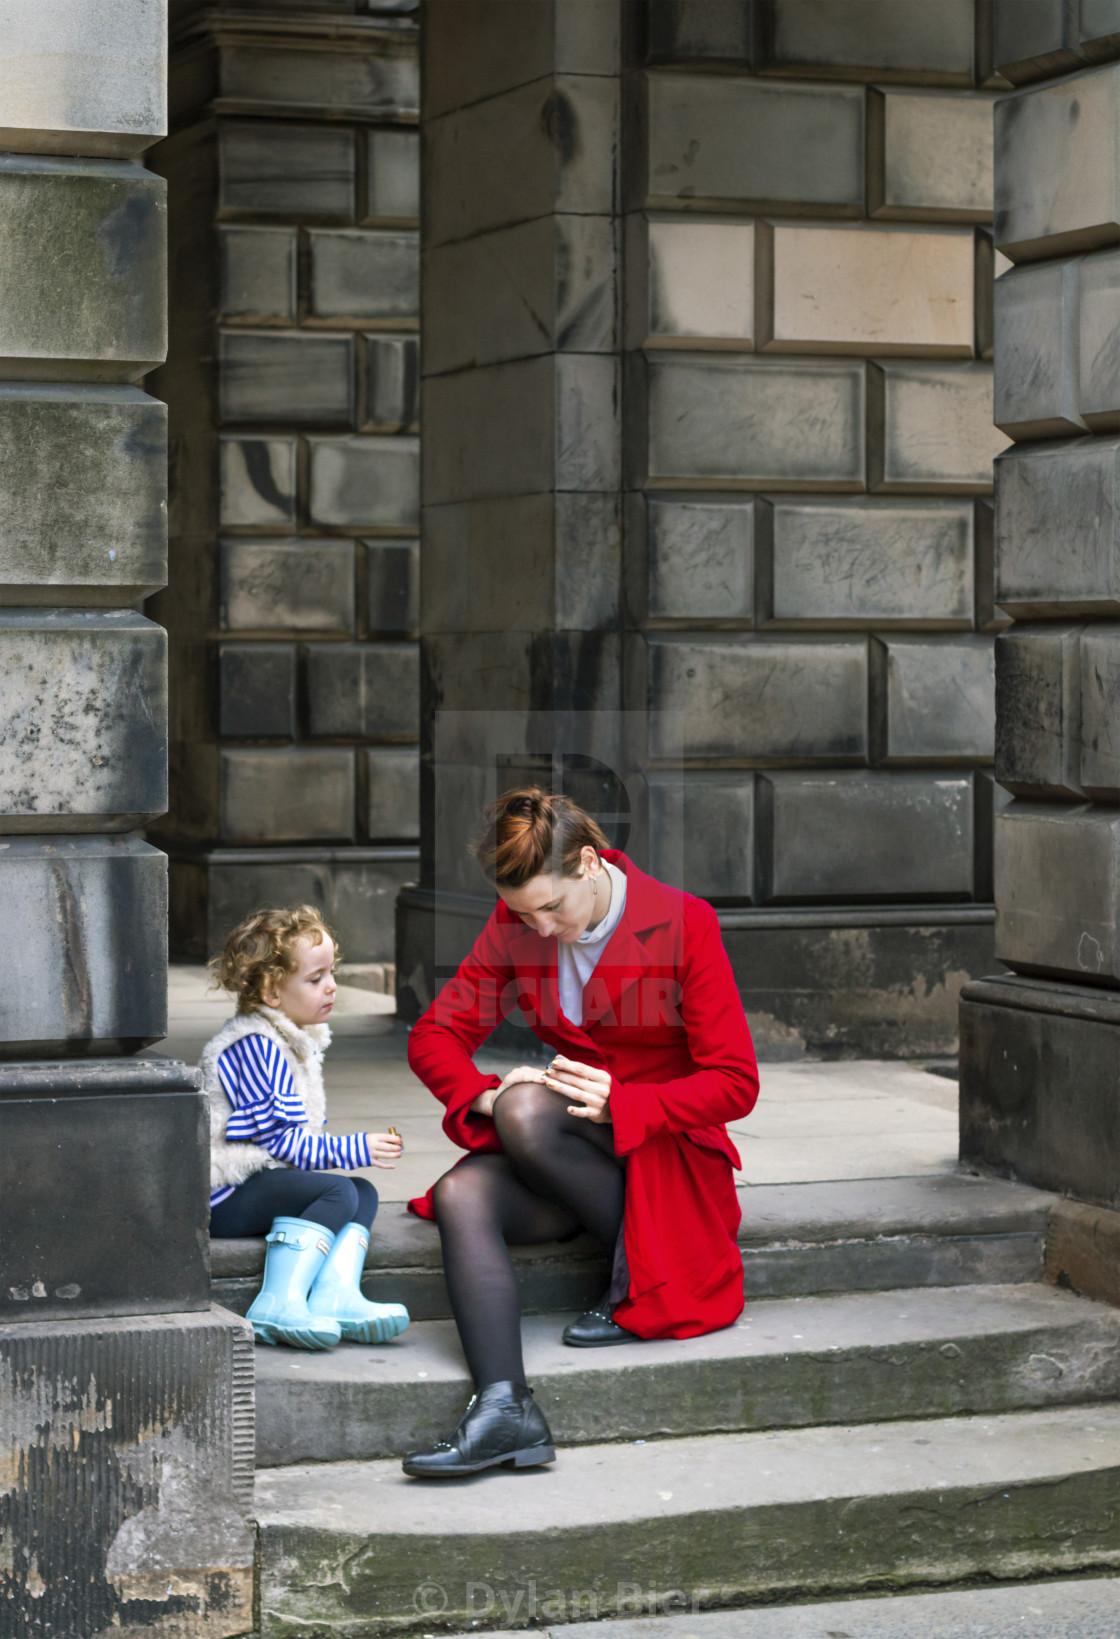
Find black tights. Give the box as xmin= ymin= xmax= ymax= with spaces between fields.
xmin=432 ymin=1082 xmax=625 ymax=1389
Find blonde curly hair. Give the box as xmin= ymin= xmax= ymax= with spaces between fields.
xmin=209 ymin=906 xmax=338 ymax=1015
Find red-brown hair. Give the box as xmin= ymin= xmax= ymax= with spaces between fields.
xmin=470 ymin=787 xmax=609 ymax=889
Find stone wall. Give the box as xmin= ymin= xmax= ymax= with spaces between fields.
xmin=151 ymin=0 xmax=421 ymax=960
xmin=403 ymin=0 xmax=1010 ymax=1057
xmin=960 ymin=1 xmax=1120 ymax=1208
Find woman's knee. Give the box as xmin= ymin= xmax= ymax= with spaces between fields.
xmin=432 ymin=1159 xmax=499 ymax=1226
xmin=493 ymin=1080 xmax=562 ymax=1162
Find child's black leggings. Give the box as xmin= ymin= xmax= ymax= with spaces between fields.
xmin=210 ymin=1169 xmax=378 ymax=1237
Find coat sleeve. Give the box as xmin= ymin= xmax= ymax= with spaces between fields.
xmin=608 ymin=897 xmax=759 ymax=1156
xmin=406 ymin=908 xmax=517 ymax=1152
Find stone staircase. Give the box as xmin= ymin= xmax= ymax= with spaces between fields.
xmin=230 ymin=1174 xmax=1120 ymax=1638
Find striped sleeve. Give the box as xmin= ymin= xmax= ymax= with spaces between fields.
xmin=217 ymin=1035 xmax=371 ymax=1171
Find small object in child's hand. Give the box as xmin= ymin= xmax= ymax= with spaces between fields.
xmin=388 ymin=1126 xmax=400 ymax=1138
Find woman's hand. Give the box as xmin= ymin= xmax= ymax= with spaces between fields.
xmin=365 ymin=1130 xmax=404 ymax=1169
xmin=470 ymin=1064 xmax=545 ymax=1118
xmin=543 ymin=1055 xmax=613 ymax=1124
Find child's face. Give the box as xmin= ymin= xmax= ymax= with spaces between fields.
xmin=262 ymin=934 xmax=337 ymax=1027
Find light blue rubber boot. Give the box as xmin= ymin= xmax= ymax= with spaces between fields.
xmin=247 ymin=1217 xmax=342 ymax=1351
xmin=307 ymin=1221 xmax=410 ymax=1343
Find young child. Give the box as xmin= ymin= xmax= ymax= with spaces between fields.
xmin=203 ymin=905 xmax=409 ymax=1352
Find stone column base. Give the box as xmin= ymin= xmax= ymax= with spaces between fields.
xmin=960 ymin=975 xmax=1120 ymax=1207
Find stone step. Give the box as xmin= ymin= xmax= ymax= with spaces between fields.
xmin=447 ymin=1576 xmax=1120 ymax=1638
xmin=254 ymin=1403 xmax=1120 ymax=1638
xmin=253 ymin=1281 xmax=1120 ymax=1467
xmin=213 ymin=1173 xmax=1055 ymax=1320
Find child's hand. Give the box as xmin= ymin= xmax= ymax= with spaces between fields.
xmin=366 ymin=1130 xmax=403 ymax=1169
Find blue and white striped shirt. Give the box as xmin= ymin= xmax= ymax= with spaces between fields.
xmin=209 ymin=1033 xmax=371 ymax=1207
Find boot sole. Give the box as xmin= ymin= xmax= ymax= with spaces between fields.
xmin=402 ymin=1444 xmax=556 ymax=1478
xmin=252 ymin=1321 xmax=339 ymax=1351
xmin=339 ymin=1314 xmax=410 ymax=1345
xmin=562 ymin=1331 xmax=641 ymax=1347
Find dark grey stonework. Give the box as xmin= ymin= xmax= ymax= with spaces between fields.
xmin=220 ymin=538 xmax=356 ymax=633
xmin=363 ymin=332 xmax=420 ymax=430
xmin=1080 ymin=623 xmax=1120 ymax=797
xmin=995 ymin=621 xmax=1085 ymax=797
xmin=367 ymin=539 xmax=420 ymax=633
xmin=647 ymin=771 xmax=756 ymax=900
xmin=960 ymin=976 xmax=1120 ymax=1206
xmin=220 ymin=433 xmax=297 ymax=528
xmin=367 ymin=746 xmax=421 ymax=839
xmin=307 ymin=433 xmax=419 ymax=527
xmin=366 ymin=127 xmax=419 ymax=220
xmin=218 ymin=120 xmax=356 ymax=218
xmin=642 ymin=497 xmax=755 ymax=623
xmin=219 ymin=223 xmax=297 ymax=321
xmin=0 ymin=385 xmax=167 ymax=605
xmin=308 ymin=228 xmax=419 ymax=321
xmin=993 ymin=260 xmax=1085 ymax=439
xmin=0 ymin=836 xmax=167 ymax=1057
xmin=995 ymin=436 xmax=1120 ymax=616
xmin=220 ymin=747 xmax=356 ymax=842
xmin=0 ymin=1062 xmax=208 ymax=1322
xmin=219 ymin=329 xmax=355 ymax=424
xmin=218 ymin=642 xmax=297 ymax=738
xmin=870 ymin=635 xmax=995 ymax=763
xmin=763 ymin=0 xmax=976 ymax=84
xmin=306 ymin=642 xmax=421 ymax=738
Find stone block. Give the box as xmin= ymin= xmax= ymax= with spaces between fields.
xmin=0 ymin=384 xmax=165 ymax=604
xmin=993 ymin=260 xmax=1086 ymax=438
xmin=1079 ymin=624 xmax=1120 ymax=798
xmin=643 ymin=0 xmax=756 ymax=64
xmin=366 ymin=127 xmax=419 ymax=221
xmin=870 ymin=635 xmax=995 ymax=764
xmin=423 ymin=0 xmax=619 ymax=121
xmin=205 ymin=846 xmax=417 ymax=963
xmin=363 ymin=334 xmax=420 ymax=430
xmin=0 ymin=611 xmax=166 ymax=832
xmin=0 ymin=835 xmax=167 ymax=1055
xmin=219 ymin=331 xmax=354 ymax=424
xmin=1078 ymin=246 xmax=1120 ymax=429
xmin=218 ymin=643 xmax=296 ymax=739
xmin=646 ymin=771 xmax=755 ymax=900
xmin=760 ymin=498 xmax=974 ymax=626
xmin=639 ymin=217 xmax=754 ymax=348
xmin=306 ymin=642 xmax=420 ymax=738
xmin=219 ymin=225 xmax=297 ymax=321
xmin=425 ymin=355 xmax=620 ymax=504
xmin=644 ymin=497 xmax=755 ymax=622
xmin=215 ymin=39 xmax=418 ymax=119
xmin=639 ymin=634 xmax=868 ymax=761
xmin=869 ymin=363 xmax=1006 ymax=492
xmin=0 ymin=156 xmax=166 ymax=382
xmin=995 ymin=622 xmax=1085 ymax=798
xmin=960 ymin=975 xmax=1120 ymax=1204
xmin=992 ymin=0 xmax=1087 ymax=84
xmin=220 ymin=748 xmax=356 ymax=843
xmin=643 ymin=73 xmax=863 ymax=212
xmin=758 ymin=223 xmax=975 ymax=357
xmin=220 ymin=539 xmax=355 ymax=632
xmin=757 ymin=771 xmax=977 ymax=902
xmin=424 ymin=215 xmax=615 ymax=375
xmin=643 ymin=356 xmax=864 ymax=491
xmin=308 ymin=229 xmax=418 ymax=322
xmin=368 ymin=539 xmax=420 ymax=633
xmin=994 ymin=802 xmax=1120 ymax=981
xmin=994 ymin=64 xmax=1120 ymax=262
xmin=1045 ymin=1197 xmax=1120 ymax=1306
xmin=1081 ymin=0 xmax=1120 ymax=61
xmin=218 ymin=122 xmax=354 ymax=219
xmin=0 ymin=0 xmax=167 ymax=158
xmin=422 ymin=492 xmax=621 ymax=634
xmin=995 ymin=437 xmax=1120 ymax=616
xmin=761 ymin=0 xmax=976 ymax=84
xmin=307 ymin=435 xmax=419 ymax=527
xmin=366 ymin=747 xmax=420 ymax=839
xmin=427 ymin=75 xmax=618 ymax=248
xmin=868 ymin=90 xmax=996 ymax=221
xmin=220 ymin=435 xmax=297 ymax=528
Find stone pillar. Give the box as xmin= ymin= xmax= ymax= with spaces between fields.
xmin=0 ymin=5 xmax=254 ymax=1633
xmin=151 ymin=0 xmax=421 ymax=963
xmin=402 ymin=0 xmax=1008 ymax=1059
xmin=960 ymin=6 xmax=1120 ymax=1223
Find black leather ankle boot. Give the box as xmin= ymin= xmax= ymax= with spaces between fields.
xmin=401 ymin=1380 xmax=555 ymax=1477
xmin=562 ymin=1301 xmax=640 ymax=1347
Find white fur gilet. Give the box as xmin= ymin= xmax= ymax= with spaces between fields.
xmin=201 ymin=1007 xmax=331 ymax=1193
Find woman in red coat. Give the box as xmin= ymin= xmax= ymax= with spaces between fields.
xmin=401 ymin=788 xmax=759 ymax=1478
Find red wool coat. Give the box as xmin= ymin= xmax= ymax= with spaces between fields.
xmin=406 ymin=851 xmax=760 ymax=1340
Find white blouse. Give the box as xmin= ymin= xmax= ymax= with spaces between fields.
xmin=556 ymin=859 xmax=628 ymax=1027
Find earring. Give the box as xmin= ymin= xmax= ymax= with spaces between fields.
xmin=592 ymin=875 xmax=598 ymax=896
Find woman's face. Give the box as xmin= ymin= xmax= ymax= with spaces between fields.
xmin=497 ymin=847 xmax=599 ymax=943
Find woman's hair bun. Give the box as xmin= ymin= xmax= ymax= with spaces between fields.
xmin=471 ymin=786 xmax=609 ymax=888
